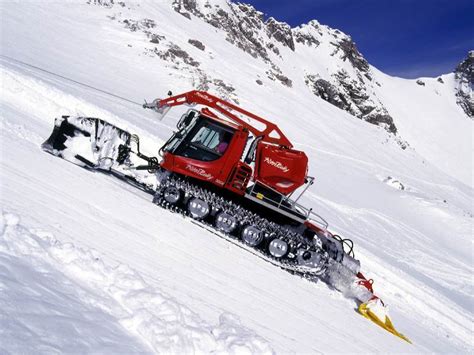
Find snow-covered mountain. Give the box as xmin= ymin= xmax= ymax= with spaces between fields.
xmin=90 ymin=0 xmax=471 ymax=186
xmin=1 ymin=0 xmax=472 ymax=353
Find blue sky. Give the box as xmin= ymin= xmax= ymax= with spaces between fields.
xmin=240 ymin=0 xmax=474 ymax=78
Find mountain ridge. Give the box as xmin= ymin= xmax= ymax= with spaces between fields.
xmin=81 ymin=0 xmax=472 ymax=185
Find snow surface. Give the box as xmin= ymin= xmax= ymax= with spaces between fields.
xmin=371 ymin=68 xmax=473 ymax=188
xmin=1 ymin=212 xmax=272 ymax=354
xmin=1 ymin=0 xmax=473 ymax=353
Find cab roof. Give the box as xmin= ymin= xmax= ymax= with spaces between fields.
xmin=200 ymin=107 xmax=242 ymax=131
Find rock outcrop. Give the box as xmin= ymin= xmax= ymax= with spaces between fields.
xmin=454 ymin=51 xmax=473 ymax=118
xmin=89 ymin=0 xmax=469 ymax=135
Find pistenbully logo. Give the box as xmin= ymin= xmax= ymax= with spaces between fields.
xmin=264 ymin=157 xmax=289 ymax=172
xmin=195 ymin=92 xmax=214 ymax=104
xmin=185 ymin=164 xmax=213 ymax=180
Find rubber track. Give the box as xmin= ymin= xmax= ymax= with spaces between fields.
xmin=153 ymin=175 xmax=329 ymax=278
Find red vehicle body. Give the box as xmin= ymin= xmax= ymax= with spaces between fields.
xmin=154 ymin=90 xmax=309 ymax=198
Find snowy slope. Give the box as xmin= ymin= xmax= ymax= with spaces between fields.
xmin=1 ymin=0 xmax=473 ymax=353
xmin=372 ymin=69 xmax=472 ymax=188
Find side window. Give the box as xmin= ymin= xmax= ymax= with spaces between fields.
xmin=191 ymin=126 xmax=220 ymax=149
xmin=191 ymin=127 xmax=207 ymax=144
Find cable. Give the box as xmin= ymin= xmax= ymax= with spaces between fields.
xmin=333 ymin=234 xmax=355 ymax=258
xmin=0 ymin=54 xmax=142 ymax=107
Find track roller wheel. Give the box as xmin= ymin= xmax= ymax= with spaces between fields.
xmin=241 ymin=225 xmax=263 ymax=246
xmin=268 ymin=238 xmax=288 ymax=258
xmin=163 ymin=186 xmax=181 ymax=204
xmin=188 ymin=197 xmax=210 ymax=219
xmin=215 ymin=212 xmax=237 ymax=233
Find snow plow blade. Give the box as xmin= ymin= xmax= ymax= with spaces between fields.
xmin=358 ymin=299 xmax=411 ymax=343
xmin=41 ymin=116 xmax=132 ymax=168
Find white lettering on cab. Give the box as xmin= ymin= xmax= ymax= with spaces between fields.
xmin=263 ymin=157 xmax=289 ymax=173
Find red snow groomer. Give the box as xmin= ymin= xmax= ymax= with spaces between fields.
xmin=42 ymin=90 xmax=409 ymax=342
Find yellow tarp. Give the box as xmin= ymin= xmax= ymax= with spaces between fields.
xmin=358 ymin=302 xmax=412 ymax=344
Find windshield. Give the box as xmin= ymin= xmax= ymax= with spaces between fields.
xmin=175 ymin=117 xmax=234 ymax=162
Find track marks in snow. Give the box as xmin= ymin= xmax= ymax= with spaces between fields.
xmin=1 ymin=63 xmax=167 ymax=159
xmin=1 ymin=64 xmax=138 ymax=134
xmin=0 ymin=212 xmax=274 ymax=354
xmin=1 ymin=65 xmax=107 ymax=123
